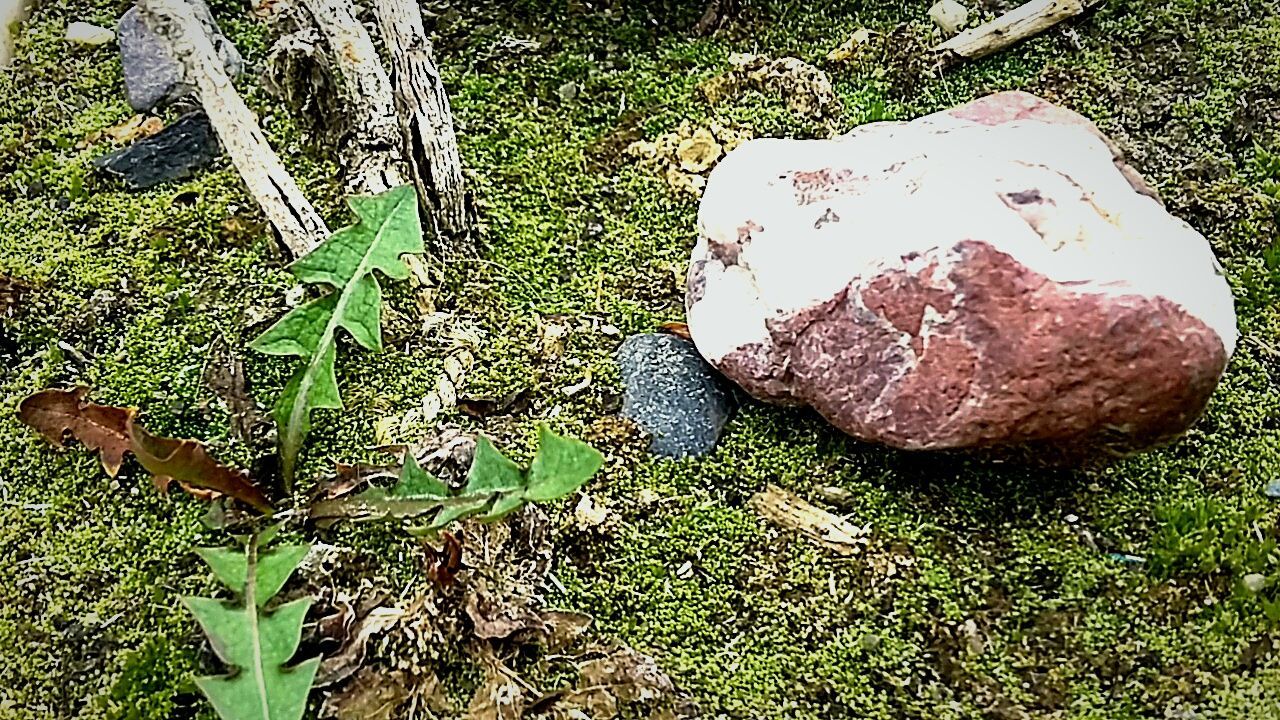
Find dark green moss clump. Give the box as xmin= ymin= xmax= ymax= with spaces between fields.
xmin=1 ymin=0 xmax=1277 ymax=717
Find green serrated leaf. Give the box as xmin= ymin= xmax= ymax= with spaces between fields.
xmin=463 ymin=436 xmax=524 ymax=494
xmin=254 ymin=545 xmax=311 ymax=605
xmin=477 ymin=491 xmax=526 ymax=522
xmin=195 ymin=547 xmax=247 ymax=594
xmin=395 ymin=455 xmax=449 ymax=498
xmin=185 ymin=597 xmax=318 ymax=720
xmin=429 ymin=496 xmax=493 ymax=528
xmin=525 ymin=424 xmax=604 ymax=501
xmin=250 ymin=185 xmax=422 ymax=485
xmin=185 ymin=539 xmax=317 ymax=720
xmin=248 ymin=295 xmax=339 ymax=357
xmin=193 ymin=544 xmax=308 ymax=605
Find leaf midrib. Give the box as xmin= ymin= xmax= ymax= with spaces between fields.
xmin=283 ymin=191 xmax=411 ymax=478
xmin=245 ymin=541 xmax=271 ymax=720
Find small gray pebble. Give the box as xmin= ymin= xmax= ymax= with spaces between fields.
xmin=617 ymin=333 xmax=735 ymax=458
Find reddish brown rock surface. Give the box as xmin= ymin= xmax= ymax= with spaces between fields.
xmin=687 ymin=91 xmax=1237 ymax=453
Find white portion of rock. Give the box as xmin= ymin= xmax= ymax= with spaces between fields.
xmin=66 ymin=21 xmax=116 ymax=46
xmin=929 ymin=0 xmax=969 ymax=35
xmin=688 ymin=100 xmax=1238 ymax=366
xmin=0 ymin=0 xmax=30 ymax=65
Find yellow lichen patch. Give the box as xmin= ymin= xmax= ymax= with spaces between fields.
xmin=626 ymin=120 xmax=753 ymax=197
xmin=699 ymin=53 xmax=841 ymax=119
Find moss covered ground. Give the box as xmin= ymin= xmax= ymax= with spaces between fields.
xmin=1 ymin=0 xmax=1279 ymax=717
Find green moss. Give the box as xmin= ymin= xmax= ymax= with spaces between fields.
xmin=1 ymin=0 xmax=1279 ymax=717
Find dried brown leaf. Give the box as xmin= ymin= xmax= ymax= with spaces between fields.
xmin=465 ymin=589 xmax=547 ymax=641
xmin=657 ymin=322 xmax=692 ymax=340
xmin=466 ymin=651 xmax=526 ymax=720
xmin=17 ymin=387 xmax=274 ymax=513
xmin=128 ymin=423 xmax=274 ymax=513
xmin=316 ymin=605 xmax=407 ymax=686
xmin=457 ymin=387 xmax=532 ymax=418
xmin=541 ymin=610 xmax=593 ymax=653
xmin=321 ymin=667 xmax=412 ymax=720
xmin=18 ymin=387 xmax=135 ymax=476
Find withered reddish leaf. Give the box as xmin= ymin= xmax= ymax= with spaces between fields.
xmin=17 ymin=386 xmax=274 ymax=514
xmin=657 ymin=321 xmax=692 ymax=340
xmin=424 ymin=531 xmax=464 ymax=588
xmin=18 ymin=387 xmax=135 ymax=476
xmin=128 ymin=423 xmax=275 ymax=514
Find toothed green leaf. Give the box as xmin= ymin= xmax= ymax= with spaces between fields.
xmin=249 ymin=184 xmax=422 ymax=484
xmin=308 ymin=430 xmax=603 ymax=532
xmin=462 ymin=436 xmax=524 ymax=494
xmin=185 ymin=540 xmax=317 ymax=720
xmin=194 ymin=544 xmax=310 ymax=605
xmin=525 ymin=424 xmax=604 ymax=501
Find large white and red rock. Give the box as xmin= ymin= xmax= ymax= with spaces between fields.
xmin=686 ymin=91 xmax=1237 ymax=453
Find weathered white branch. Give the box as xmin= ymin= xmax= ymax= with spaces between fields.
xmin=294 ymin=0 xmax=408 ymax=195
xmin=751 ymin=484 xmax=868 ymax=556
xmin=933 ymin=0 xmax=1104 ymax=66
xmin=138 ymin=0 xmax=329 ymax=257
xmin=372 ymin=0 xmax=475 ymax=256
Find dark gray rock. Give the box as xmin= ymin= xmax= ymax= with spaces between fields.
xmin=618 ymin=333 xmax=736 ymax=458
xmin=117 ymin=2 xmax=241 ymax=112
xmin=93 ymin=112 xmax=220 ymax=189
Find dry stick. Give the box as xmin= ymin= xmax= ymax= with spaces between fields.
xmin=138 ymin=0 xmax=329 ymax=257
xmin=933 ymin=0 xmax=1105 ymax=67
xmin=295 ymin=0 xmax=408 ymax=195
xmin=372 ymin=0 xmax=475 ymax=257
xmin=751 ymin=484 xmax=868 ymax=557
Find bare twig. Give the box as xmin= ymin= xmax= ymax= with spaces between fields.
xmin=372 ymin=0 xmax=475 ymax=257
xmin=293 ymin=0 xmax=409 ymax=194
xmin=933 ymin=0 xmax=1105 ymax=67
xmin=138 ymin=0 xmax=329 ymax=256
xmin=750 ymin=484 xmax=868 ymax=556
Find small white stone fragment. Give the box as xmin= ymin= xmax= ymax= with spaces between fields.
xmin=929 ymin=0 xmax=970 ymax=35
xmin=1242 ymin=573 xmax=1267 ymax=594
xmin=66 ymin=21 xmax=115 ymax=46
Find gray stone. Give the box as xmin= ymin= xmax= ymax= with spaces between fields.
xmin=117 ymin=2 xmax=241 ymax=112
xmin=93 ymin=111 xmax=220 ymax=190
xmin=1264 ymin=478 xmax=1280 ymax=499
xmin=618 ymin=334 xmax=735 ymax=458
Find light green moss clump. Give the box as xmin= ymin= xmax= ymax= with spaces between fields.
xmin=1 ymin=0 xmax=1278 ymax=718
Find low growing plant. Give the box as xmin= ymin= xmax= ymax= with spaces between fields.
xmin=310 ymin=423 xmax=604 ymax=529
xmin=250 ymin=184 xmax=423 ymax=486
xmin=184 ymin=531 xmax=318 ymax=720
xmin=16 ymin=186 xmax=605 ymax=719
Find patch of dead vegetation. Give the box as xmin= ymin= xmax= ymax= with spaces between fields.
xmin=698 ymin=52 xmax=840 ymax=120
xmin=626 ymin=120 xmax=753 ymax=197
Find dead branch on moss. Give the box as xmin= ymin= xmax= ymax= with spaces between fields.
xmin=751 ymin=484 xmax=868 ymax=556
xmin=372 ymin=0 xmax=475 ymax=257
xmin=932 ymin=0 xmax=1105 ymax=67
xmin=274 ymin=0 xmax=409 ymax=195
xmin=137 ymin=0 xmax=329 ymax=257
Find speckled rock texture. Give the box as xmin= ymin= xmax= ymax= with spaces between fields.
xmin=93 ymin=111 xmax=220 ymax=189
xmin=618 ymin=333 xmax=736 ymax=458
xmin=117 ymin=0 xmax=241 ymax=112
xmin=686 ymin=91 xmax=1237 ymax=454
